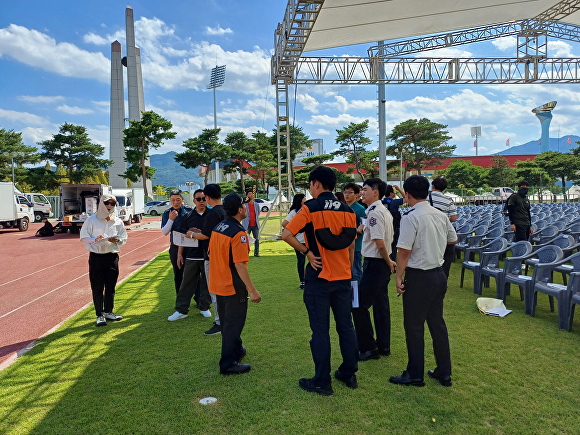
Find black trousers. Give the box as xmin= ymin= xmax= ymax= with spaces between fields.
xmin=303 ymin=275 xmax=358 ymax=386
xmin=169 ymin=244 xmax=184 ymax=294
xmin=294 ymin=249 xmax=306 ymax=283
xmin=441 ymin=244 xmax=456 ymax=278
xmin=514 ymin=225 xmax=531 ymax=242
xmin=175 ymin=260 xmax=209 ymax=314
xmin=403 ymin=267 xmax=451 ymax=380
xmin=216 ymin=293 xmax=248 ymax=372
xmin=89 ymin=252 xmax=119 ymax=317
xmin=352 ymin=257 xmax=391 ymax=353
xmin=390 ymin=228 xmax=400 ymax=261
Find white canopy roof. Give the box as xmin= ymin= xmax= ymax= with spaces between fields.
xmin=304 ymin=0 xmax=580 ymax=52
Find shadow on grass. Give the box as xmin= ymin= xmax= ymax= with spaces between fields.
xmin=2 ymin=247 xmax=580 ymax=435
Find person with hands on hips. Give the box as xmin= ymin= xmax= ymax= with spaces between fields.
xmin=80 ymin=194 xmax=128 ymax=327
xmin=281 ymin=166 xmax=359 ymax=396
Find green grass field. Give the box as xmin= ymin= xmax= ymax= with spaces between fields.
xmin=1 ymin=238 xmax=579 ymax=435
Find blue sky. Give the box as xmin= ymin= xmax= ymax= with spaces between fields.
xmin=2 ymin=0 xmax=580 ymax=161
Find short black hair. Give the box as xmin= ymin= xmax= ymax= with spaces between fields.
xmin=203 ymin=184 xmax=221 ymax=200
xmin=403 ymin=175 xmax=430 ymax=200
xmin=385 ymin=185 xmax=394 ymax=196
xmin=363 ymin=178 xmax=386 ymax=199
xmin=193 ymin=189 xmax=204 ymax=197
xmin=431 ymin=177 xmax=448 ymax=192
xmin=169 ymin=189 xmax=182 ymax=197
xmin=308 ymin=166 xmax=336 ymax=191
xmin=517 ymin=180 xmax=530 ymax=187
xmin=223 ymin=193 xmax=244 ymax=216
xmin=343 ymin=182 xmax=361 ymax=194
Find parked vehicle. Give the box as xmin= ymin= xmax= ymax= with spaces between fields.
xmin=147 ymin=200 xmax=170 ymax=216
xmin=465 ymin=187 xmax=515 ymax=205
xmin=24 ymin=192 xmax=54 ymax=222
xmin=255 ymin=198 xmax=273 ymax=212
xmin=0 ymin=182 xmax=34 ymax=231
xmin=144 ymin=201 xmax=162 ymax=214
xmin=60 ymin=184 xmax=113 ymax=234
xmin=112 ymin=188 xmax=145 ymax=225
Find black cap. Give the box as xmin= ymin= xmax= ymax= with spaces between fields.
xmin=223 ymin=193 xmax=244 ymax=216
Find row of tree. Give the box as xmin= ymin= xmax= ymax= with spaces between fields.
xmin=440 ymin=151 xmax=580 ymax=194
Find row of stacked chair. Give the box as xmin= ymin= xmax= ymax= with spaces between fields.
xmin=454 ymin=201 xmax=580 ymax=331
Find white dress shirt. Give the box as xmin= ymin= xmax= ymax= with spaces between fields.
xmin=80 ymin=214 xmax=128 ymax=254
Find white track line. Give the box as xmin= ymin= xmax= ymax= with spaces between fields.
xmin=0 ymin=232 xmax=167 ymax=319
xmin=0 ymin=230 xmax=162 ymax=288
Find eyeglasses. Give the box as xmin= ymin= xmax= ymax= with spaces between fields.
xmin=343 ymin=191 xmax=355 ymax=195
xmin=103 ymin=201 xmax=116 ymax=206
xmin=195 ymin=197 xmax=206 ymax=202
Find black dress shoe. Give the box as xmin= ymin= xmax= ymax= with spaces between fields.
xmin=334 ymin=370 xmax=358 ymax=389
xmin=428 ymin=368 xmax=452 ymax=387
xmin=359 ymin=348 xmax=380 ymax=361
xmin=389 ymin=370 xmax=425 ymax=387
xmin=220 ymin=362 xmax=251 ymax=375
xmin=298 ymin=378 xmax=333 ymax=396
xmin=379 ymin=348 xmax=391 ymax=356
xmin=236 ymin=346 xmax=247 ymax=362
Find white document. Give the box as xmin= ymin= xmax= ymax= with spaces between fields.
xmin=173 ymin=231 xmax=199 ymax=247
xmin=485 ymin=307 xmax=512 ymax=317
xmin=351 ymin=280 xmax=359 ymax=308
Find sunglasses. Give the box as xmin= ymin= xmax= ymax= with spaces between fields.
xmin=195 ymin=197 xmax=206 ymax=202
xmin=103 ymin=201 xmax=116 ymax=206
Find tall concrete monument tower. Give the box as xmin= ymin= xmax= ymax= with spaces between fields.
xmin=109 ymin=6 xmax=151 ymax=194
xmin=532 ymin=101 xmax=557 ymax=154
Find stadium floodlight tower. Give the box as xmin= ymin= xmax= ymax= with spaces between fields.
xmin=207 ymin=65 xmax=226 ymax=183
xmin=532 ymin=101 xmax=557 ymax=153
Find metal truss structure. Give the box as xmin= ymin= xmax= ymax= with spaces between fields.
xmin=271 ymin=0 xmax=580 ymax=191
xmin=294 ymin=56 xmax=580 ymax=84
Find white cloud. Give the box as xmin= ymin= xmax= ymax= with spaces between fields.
xmin=0 ymin=108 xmax=48 ymax=126
xmin=316 ymin=128 xmax=330 ymax=135
xmin=83 ymin=32 xmax=110 ymax=46
xmin=158 ymin=97 xmax=176 ymax=107
xmin=18 ymin=95 xmax=66 ymax=104
xmin=548 ymin=40 xmax=575 ymax=58
xmin=326 ymin=95 xmax=376 ymax=112
xmin=296 ymin=93 xmax=319 ymax=113
xmin=0 ymin=24 xmax=110 ymax=82
xmin=419 ymin=47 xmax=473 ymax=58
xmin=204 ymin=25 xmax=233 ymax=36
xmin=56 ymin=105 xmax=95 ymax=115
xmin=492 ymin=36 xmax=516 ymax=51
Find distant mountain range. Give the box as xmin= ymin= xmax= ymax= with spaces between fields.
xmin=147 ymin=136 xmax=580 ymax=187
xmin=150 ymin=152 xmax=204 ymax=188
xmin=494 ymin=136 xmax=580 ymax=155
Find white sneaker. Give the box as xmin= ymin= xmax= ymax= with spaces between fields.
xmin=200 ymin=309 xmax=212 ymax=318
xmin=103 ymin=312 xmax=123 ymax=321
xmin=96 ymin=315 xmax=107 ymax=327
xmin=168 ymin=311 xmax=188 ymax=321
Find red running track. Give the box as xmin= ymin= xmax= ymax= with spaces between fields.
xmin=0 ymin=217 xmax=169 ymax=369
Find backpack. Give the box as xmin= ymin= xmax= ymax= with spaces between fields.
xmin=503 ymin=194 xmax=514 ymax=216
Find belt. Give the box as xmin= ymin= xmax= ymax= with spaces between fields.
xmin=406 ymin=266 xmax=443 ymax=273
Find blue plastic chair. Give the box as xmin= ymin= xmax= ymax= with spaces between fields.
xmin=481 ymin=241 xmax=532 ymax=301
xmin=460 ymin=237 xmax=508 ymax=295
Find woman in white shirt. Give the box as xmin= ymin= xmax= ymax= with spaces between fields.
xmin=281 ymin=194 xmax=306 ymax=289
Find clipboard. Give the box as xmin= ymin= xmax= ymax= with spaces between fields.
xmin=173 ymin=231 xmax=199 ymax=247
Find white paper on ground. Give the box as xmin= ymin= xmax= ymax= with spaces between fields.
xmin=485 ymin=307 xmax=512 ymax=317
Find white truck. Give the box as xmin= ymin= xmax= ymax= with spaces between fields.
xmin=0 ymin=182 xmax=34 ymax=231
xmin=112 ymin=188 xmax=145 ymax=225
xmin=60 ymin=184 xmax=113 ymax=234
xmin=24 ymin=192 xmax=54 ymax=222
xmin=465 ymin=187 xmax=515 ymax=205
